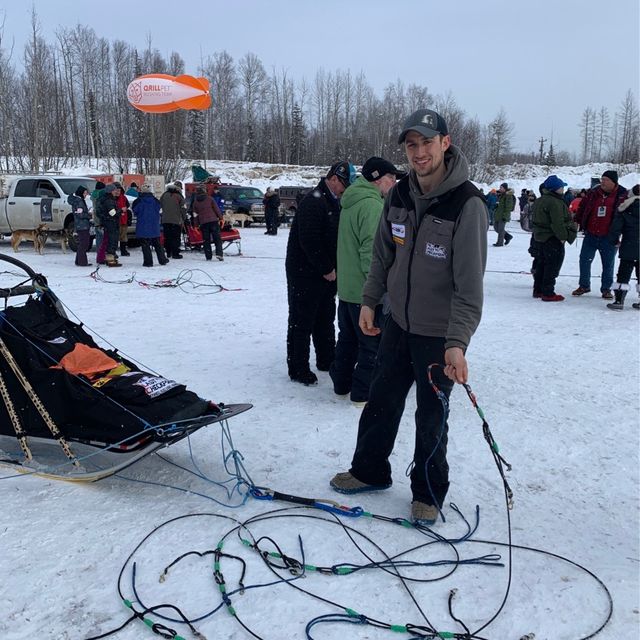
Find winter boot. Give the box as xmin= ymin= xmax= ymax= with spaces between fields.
xmin=329 ymin=471 xmax=391 ymax=495
xmin=633 ymin=284 xmax=640 ymax=310
xmin=119 ymin=241 xmax=130 ymax=257
xmin=106 ymin=254 xmax=122 ymax=268
xmin=606 ymin=284 xmax=628 ymax=311
xmin=411 ymin=501 xmax=439 ymax=526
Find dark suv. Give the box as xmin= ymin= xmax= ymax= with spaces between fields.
xmin=217 ymin=185 xmax=265 ymax=225
xmin=278 ymin=185 xmax=312 ymax=224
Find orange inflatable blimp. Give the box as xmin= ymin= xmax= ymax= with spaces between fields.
xmin=127 ymin=74 xmax=211 ymax=113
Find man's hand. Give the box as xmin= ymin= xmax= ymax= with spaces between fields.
xmin=444 ymin=347 xmax=468 ymax=384
xmin=323 ymin=269 xmax=336 ymax=282
xmin=359 ymin=305 xmax=381 ymax=336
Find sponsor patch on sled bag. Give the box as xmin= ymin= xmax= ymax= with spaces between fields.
xmin=134 ymin=375 xmax=181 ymax=398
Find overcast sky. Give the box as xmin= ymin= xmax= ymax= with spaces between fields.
xmin=1 ymin=0 xmax=638 ymax=156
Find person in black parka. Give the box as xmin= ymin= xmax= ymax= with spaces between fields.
xmin=285 ymin=161 xmax=354 ymax=386
xmin=607 ymin=184 xmax=640 ymax=310
xmin=96 ymin=184 xmax=122 ymax=267
xmin=263 ymin=187 xmax=281 ymax=235
xmin=68 ymin=186 xmax=92 ymax=267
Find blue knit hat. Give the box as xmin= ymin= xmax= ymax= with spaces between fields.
xmin=543 ymin=175 xmax=567 ymax=191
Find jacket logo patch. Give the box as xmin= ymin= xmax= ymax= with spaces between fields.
xmin=391 ymin=223 xmax=405 ymax=245
xmin=425 ymin=242 xmax=447 ymax=260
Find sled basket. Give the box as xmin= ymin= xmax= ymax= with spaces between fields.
xmin=0 ymin=252 xmax=251 ymax=481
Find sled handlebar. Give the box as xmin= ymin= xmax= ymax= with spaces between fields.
xmin=0 ymin=252 xmax=41 ymax=278
xmin=0 ymin=285 xmax=38 ymax=299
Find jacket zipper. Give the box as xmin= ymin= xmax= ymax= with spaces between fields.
xmin=404 ymin=218 xmax=418 ymax=333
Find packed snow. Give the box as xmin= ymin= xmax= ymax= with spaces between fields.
xmin=0 ymin=163 xmax=638 ymax=640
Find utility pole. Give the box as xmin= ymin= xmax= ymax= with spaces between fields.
xmin=538 ymin=136 xmax=547 ymax=164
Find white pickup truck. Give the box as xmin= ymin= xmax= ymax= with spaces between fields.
xmin=0 ymin=175 xmax=98 ymax=251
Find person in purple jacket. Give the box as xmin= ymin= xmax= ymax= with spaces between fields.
xmin=190 ymin=185 xmax=224 ymax=261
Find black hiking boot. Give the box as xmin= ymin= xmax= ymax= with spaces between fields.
xmin=607 ymin=288 xmax=627 ymax=311
xmin=290 ymin=371 xmax=318 ymax=386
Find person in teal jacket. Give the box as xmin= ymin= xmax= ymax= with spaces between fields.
xmin=330 ymin=157 xmax=404 ymax=405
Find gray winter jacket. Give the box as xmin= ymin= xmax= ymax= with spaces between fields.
xmin=362 ymin=145 xmax=488 ymax=351
xmin=160 ymin=186 xmax=186 ymax=225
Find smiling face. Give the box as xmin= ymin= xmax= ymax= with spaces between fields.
xmin=404 ymin=130 xmax=451 ymax=191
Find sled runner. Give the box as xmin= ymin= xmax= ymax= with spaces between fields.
xmin=0 ymin=252 xmax=251 ymax=482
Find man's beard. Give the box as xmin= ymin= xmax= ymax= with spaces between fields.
xmin=414 ymin=155 xmax=443 ymax=177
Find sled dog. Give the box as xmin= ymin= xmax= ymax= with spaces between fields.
xmin=11 ymin=223 xmax=49 ymax=254
xmin=224 ymin=212 xmax=253 ymax=228
xmin=49 ymin=229 xmax=69 ymax=254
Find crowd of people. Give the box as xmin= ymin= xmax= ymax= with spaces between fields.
xmin=286 ymin=108 xmax=488 ymax=526
xmin=69 ymin=179 xmax=232 ymax=268
xmin=63 ymin=109 xmax=637 ymax=527
xmin=282 ymin=107 xmax=637 ymax=525
xmin=479 ymin=171 xmax=638 ymax=309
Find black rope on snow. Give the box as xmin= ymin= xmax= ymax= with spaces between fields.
xmin=83 ymin=500 xmax=614 ymax=640
xmin=90 ymin=363 xmax=613 ymax=640
xmin=426 ymin=365 xmax=516 ymax=637
xmin=87 ymin=265 xmax=242 ymax=294
xmin=89 ymin=266 xmax=136 ymax=284
xmin=53 ymin=361 xmax=613 ymax=640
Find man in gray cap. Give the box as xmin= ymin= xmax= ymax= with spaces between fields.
xmin=330 ymin=108 xmax=488 ymax=527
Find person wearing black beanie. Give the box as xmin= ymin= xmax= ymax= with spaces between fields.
xmin=572 ymin=171 xmax=628 ymax=299
xmin=68 ymin=186 xmax=92 ymax=267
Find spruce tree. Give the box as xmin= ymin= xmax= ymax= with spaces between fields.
xmin=545 ymin=143 xmax=557 ymax=167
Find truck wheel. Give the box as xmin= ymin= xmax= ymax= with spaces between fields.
xmin=64 ymin=221 xmax=93 ymax=252
xmin=66 ymin=221 xmax=78 ymax=252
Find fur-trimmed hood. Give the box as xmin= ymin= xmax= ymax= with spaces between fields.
xmin=618 ymin=192 xmax=639 ymax=212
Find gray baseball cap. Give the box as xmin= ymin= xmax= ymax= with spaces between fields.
xmin=398 ymin=108 xmax=448 ymax=144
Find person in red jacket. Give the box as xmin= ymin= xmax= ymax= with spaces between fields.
xmin=572 ymin=171 xmax=627 ymax=299
xmin=114 ymin=183 xmax=131 ymax=257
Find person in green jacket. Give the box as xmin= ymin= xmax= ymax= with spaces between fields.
xmin=329 ymin=157 xmax=403 ymax=405
xmin=531 ymin=175 xmax=578 ymax=301
xmin=493 ymin=182 xmax=515 ymax=246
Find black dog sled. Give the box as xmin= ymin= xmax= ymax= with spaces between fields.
xmin=0 ymin=253 xmax=250 ymax=482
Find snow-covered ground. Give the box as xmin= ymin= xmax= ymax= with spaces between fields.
xmin=0 ymin=176 xmax=638 ymax=640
